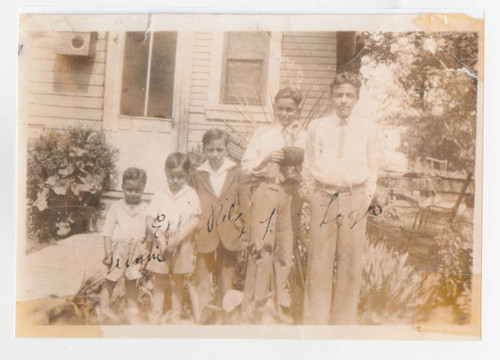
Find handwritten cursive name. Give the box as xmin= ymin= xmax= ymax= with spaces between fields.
xmin=107 ymin=248 xmax=166 ymax=272
xmin=320 ymin=192 xmax=382 ymax=229
xmin=207 ymin=202 xmax=243 ymax=232
xmin=152 ymin=212 xmax=199 ymax=238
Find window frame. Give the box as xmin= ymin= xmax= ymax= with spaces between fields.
xmin=103 ymin=31 xmax=192 ymax=133
xmin=219 ymin=32 xmax=270 ymax=106
xmin=119 ymin=31 xmax=177 ymax=120
xmin=205 ymin=31 xmax=282 ymax=122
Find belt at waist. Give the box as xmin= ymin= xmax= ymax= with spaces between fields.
xmin=314 ymin=181 xmax=365 ymax=194
xmin=254 ymin=176 xmax=281 ymax=185
xmin=254 ymin=177 xmax=300 ymax=186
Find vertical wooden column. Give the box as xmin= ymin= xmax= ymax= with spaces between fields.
xmin=175 ymin=32 xmax=195 ymax=153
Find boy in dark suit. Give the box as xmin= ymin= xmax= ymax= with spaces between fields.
xmin=189 ymin=129 xmax=250 ymax=323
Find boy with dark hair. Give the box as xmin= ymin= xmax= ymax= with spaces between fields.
xmin=146 ymin=153 xmax=201 ymax=323
xmin=101 ymin=167 xmax=148 ymax=321
xmin=302 ymin=72 xmax=379 ymax=324
xmin=241 ymin=88 xmax=306 ymax=323
xmin=189 ymin=128 xmax=250 ymax=323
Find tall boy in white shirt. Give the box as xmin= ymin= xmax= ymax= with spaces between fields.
xmin=301 ymin=72 xmax=379 ymax=325
xmin=241 ymin=88 xmax=306 ymax=323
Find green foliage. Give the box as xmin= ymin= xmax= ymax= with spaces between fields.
xmin=359 ymin=240 xmax=419 ymax=324
xmin=27 ymin=127 xmax=118 ymax=243
xmin=416 ymin=222 xmax=473 ymax=324
xmin=360 ymin=31 xmax=479 ymax=172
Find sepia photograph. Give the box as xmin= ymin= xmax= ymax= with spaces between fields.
xmin=16 ymin=13 xmax=483 ymax=339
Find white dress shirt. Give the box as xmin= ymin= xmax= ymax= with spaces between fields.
xmin=197 ymin=158 xmax=237 ymax=198
xmin=102 ymin=199 xmax=148 ymax=241
xmin=303 ymin=108 xmax=380 ymax=196
xmin=241 ymin=123 xmax=306 ymax=177
xmin=147 ymin=184 xmax=201 ymax=234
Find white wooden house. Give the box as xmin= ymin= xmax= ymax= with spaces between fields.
xmin=19 ymin=17 xmax=361 ymax=193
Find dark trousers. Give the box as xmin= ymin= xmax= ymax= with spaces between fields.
xmin=196 ymin=244 xmax=239 ymax=310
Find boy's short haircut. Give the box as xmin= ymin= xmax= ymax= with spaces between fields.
xmin=165 ymin=152 xmax=191 ymax=173
xmin=122 ymin=167 xmax=147 ymax=188
xmin=330 ymin=72 xmax=362 ymax=97
xmin=274 ymin=87 xmax=303 ymax=107
xmin=202 ymin=128 xmax=229 ymax=148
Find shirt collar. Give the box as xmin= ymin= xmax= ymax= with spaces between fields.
xmin=278 ymin=123 xmax=296 ymax=134
xmin=331 ymin=112 xmax=349 ymax=127
xmin=161 ymin=184 xmax=191 ymax=199
xmin=332 ymin=103 xmax=364 ymax=127
xmin=198 ymin=158 xmax=236 ymax=176
xmin=119 ymin=199 xmax=148 ymax=217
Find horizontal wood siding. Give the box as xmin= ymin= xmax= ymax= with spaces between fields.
xmin=280 ymin=32 xmax=337 ymax=121
xmin=186 ymin=32 xmax=338 ymax=151
xmin=186 ymin=32 xmax=212 ymax=148
xmin=19 ymin=31 xmax=107 ymax=131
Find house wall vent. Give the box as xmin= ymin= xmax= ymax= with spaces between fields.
xmin=55 ymin=32 xmax=97 ymax=57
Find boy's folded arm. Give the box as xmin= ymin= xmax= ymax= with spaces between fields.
xmin=164 ymin=216 xmax=199 ymax=253
xmin=173 ymin=216 xmax=200 ymax=244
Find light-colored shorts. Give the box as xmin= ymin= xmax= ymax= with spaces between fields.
xmin=146 ymin=237 xmax=195 ymax=275
xmin=106 ymin=238 xmax=147 ymax=282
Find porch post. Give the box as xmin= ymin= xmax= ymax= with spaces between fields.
xmin=174 ymin=32 xmax=195 ymax=153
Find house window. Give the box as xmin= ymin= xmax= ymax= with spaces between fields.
xmin=120 ymin=31 xmax=177 ymax=119
xmin=220 ymin=32 xmax=270 ymax=106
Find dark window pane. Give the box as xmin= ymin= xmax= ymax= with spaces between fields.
xmin=224 ymin=60 xmax=263 ymax=105
xmin=147 ymin=32 xmax=177 ymax=118
xmin=120 ymin=32 xmax=150 ymax=116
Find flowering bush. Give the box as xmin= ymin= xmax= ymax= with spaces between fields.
xmin=27 ymin=127 xmax=118 ymax=243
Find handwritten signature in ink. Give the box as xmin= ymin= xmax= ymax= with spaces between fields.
xmin=319 ymin=192 xmax=382 ymax=229
xmin=206 ymin=202 xmax=247 ymax=240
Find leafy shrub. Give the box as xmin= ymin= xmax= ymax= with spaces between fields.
xmin=27 ymin=127 xmax=118 ymax=243
xmin=415 ymin=222 xmax=473 ymax=324
xmin=359 ymin=239 xmax=419 ymax=324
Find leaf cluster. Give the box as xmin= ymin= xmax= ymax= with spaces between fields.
xmin=415 ymin=222 xmax=473 ymax=323
xmin=361 ymin=31 xmax=479 ymax=171
xmin=359 ymin=239 xmax=419 ymax=324
xmin=27 ymin=126 xmax=118 ymax=242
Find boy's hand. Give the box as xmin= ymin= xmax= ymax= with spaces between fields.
xmin=102 ymin=255 xmax=112 ymax=267
xmin=166 ymin=243 xmax=178 ymax=255
xmin=165 ymin=233 xmax=180 ymax=253
xmin=252 ymin=166 xmax=273 ymax=178
xmin=234 ymin=217 xmax=246 ymax=230
xmin=264 ymin=149 xmax=284 ymax=164
xmin=240 ymin=233 xmax=251 ymax=252
xmin=155 ymin=232 xmax=167 ymax=254
xmin=248 ymin=244 xmax=263 ymax=264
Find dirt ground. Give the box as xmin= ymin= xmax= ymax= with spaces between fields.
xmin=18 ymin=232 xmax=107 ymax=302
